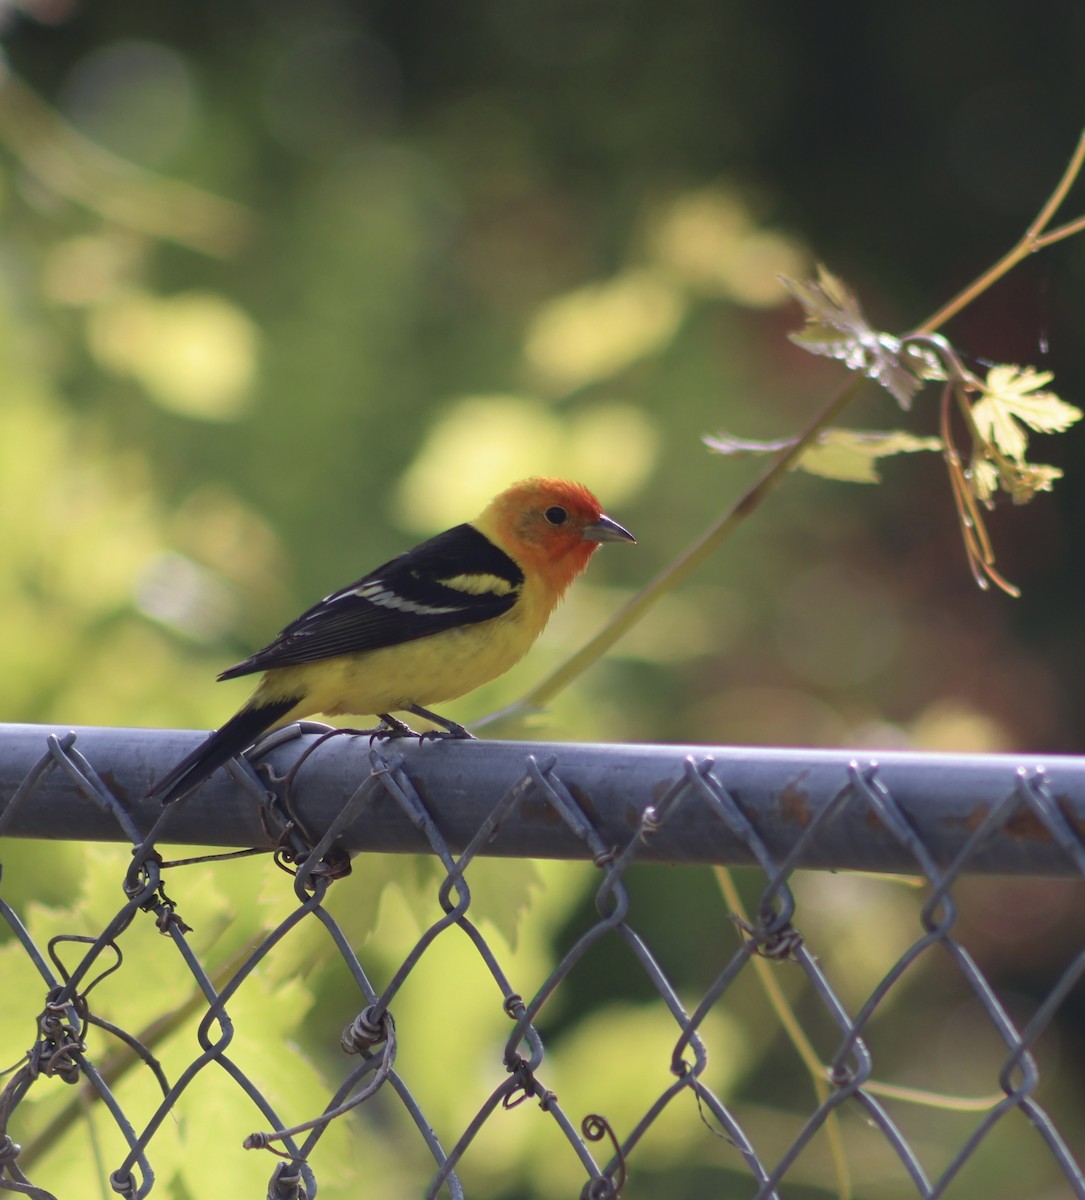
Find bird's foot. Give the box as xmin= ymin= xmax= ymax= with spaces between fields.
xmin=371 ymin=713 xmax=422 ymax=744
xmin=368 ymin=708 xmax=476 ymax=744
xmin=417 ymin=727 xmax=475 ymax=744
xmin=406 ymin=704 xmax=476 ymax=742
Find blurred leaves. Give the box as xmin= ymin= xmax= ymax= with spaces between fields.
xmin=647 ymin=186 xmax=808 ymax=305
xmin=87 ymin=289 xmax=260 ymax=419
xmin=3 ymin=849 xmax=323 ymax=1193
xmin=525 ymin=268 xmax=685 ymax=392
xmin=0 ymin=71 xmax=252 ymax=256
xmin=1 ymin=12 xmax=1084 ymax=1198
xmin=395 ymin=395 xmax=658 ymax=530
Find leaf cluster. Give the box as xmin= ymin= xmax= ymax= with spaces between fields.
xmin=707 ymin=265 xmax=1084 ymax=595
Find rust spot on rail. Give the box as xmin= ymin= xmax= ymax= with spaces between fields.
xmin=957 ymin=804 xmax=1053 ymax=841
xmin=779 ymin=781 xmax=811 ymax=827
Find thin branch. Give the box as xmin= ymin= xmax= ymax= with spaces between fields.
xmin=917 ymin=128 xmax=1085 ymax=333
xmin=486 ymin=131 xmax=1085 ymax=724
xmin=479 ymin=377 xmax=865 ymax=727
xmin=1025 ymin=128 xmax=1085 ymax=238
xmin=1033 ymin=211 xmax=1085 ymax=249
xmin=0 ymin=69 xmax=254 ymax=257
xmin=939 ymin=384 xmax=1019 ymax=597
xmin=713 ymin=868 xmax=853 ymax=1200
xmin=864 ymin=1079 xmax=1003 ymax=1112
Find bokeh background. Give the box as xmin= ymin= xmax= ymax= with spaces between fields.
xmin=3 ymin=3 xmax=1085 ymax=1197
xmin=5 ymin=2 xmax=1085 ymax=751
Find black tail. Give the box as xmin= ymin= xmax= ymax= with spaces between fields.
xmin=149 ymin=696 xmax=300 ymax=805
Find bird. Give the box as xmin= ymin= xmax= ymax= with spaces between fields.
xmin=150 ymin=477 xmax=635 ymax=804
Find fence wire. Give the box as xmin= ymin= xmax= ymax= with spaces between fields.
xmin=1 ymin=722 xmax=1085 ymax=1198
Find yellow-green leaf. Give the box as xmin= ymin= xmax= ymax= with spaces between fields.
xmin=968 ymin=458 xmax=999 ymax=504
xmin=796 ymin=428 xmax=943 ymax=483
xmin=970 ymin=454 xmax=1063 ymax=506
xmin=1006 ymin=461 xmax=1063 ymax=503
xmin=971 ymin=364 xmax=1082 ymax=463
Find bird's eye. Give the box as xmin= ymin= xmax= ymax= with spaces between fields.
xmin=544 ymin=505 xmax=568 ymax=526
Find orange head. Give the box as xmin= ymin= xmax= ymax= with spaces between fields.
xmin=474 ymin=477 xmax=635 ymax=594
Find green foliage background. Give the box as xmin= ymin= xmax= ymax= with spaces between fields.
xmin=3 ymin=4 xmax=1085 ymax=1197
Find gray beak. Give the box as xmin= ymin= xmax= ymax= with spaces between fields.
xmin=583 ymin=513 xmax=636 ymax=544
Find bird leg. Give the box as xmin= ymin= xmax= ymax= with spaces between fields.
xmin=374 ymin=712 xmax=422 ymax=739
xmin=404 ymin=704 xmax=476 ymax=741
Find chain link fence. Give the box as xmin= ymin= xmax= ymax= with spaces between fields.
xmin=2 ymin=721 xmax=1085 ymax=1198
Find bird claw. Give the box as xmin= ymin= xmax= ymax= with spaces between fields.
xmin=372 ymin=710 xmax=476 ymax=744
xmin=368 ymin=714 xmax=420 ymax=746
xmin=403 ymin=705 xmax=476 ymax=742
xmin=417 ymin=725 xmax=476 ymax=744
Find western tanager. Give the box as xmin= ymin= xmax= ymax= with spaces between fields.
xmin=151 ymin=477 xmax=635 ymax=804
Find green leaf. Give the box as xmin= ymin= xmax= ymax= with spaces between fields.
xmin=797 ymin=429 xmax=943 ymax=483
xmin=705 ymin=426 xmax=943 ymax=483
xmin=780 ymin=265 xmax=923 ymax=409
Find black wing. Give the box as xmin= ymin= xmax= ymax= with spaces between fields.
xmin=218 ymin=523 xmax=524 ymax=680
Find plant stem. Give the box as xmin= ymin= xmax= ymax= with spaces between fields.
xmin=488 ymin=130 xmax=1085 ymax=723
xmin=482 ymin=377 xmax=864 ymax=724
xmin=917 ymin=128 xmax=1085 ymax=334
xmin=713 ymin=867 xmax=852 ymax=1200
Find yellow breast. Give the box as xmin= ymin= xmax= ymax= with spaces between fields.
xmin=252 ymin=581 xmax=556 ymax=724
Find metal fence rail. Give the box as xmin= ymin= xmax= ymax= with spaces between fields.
xmin=2 ymin=721 xmax=1085 ymax=1198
